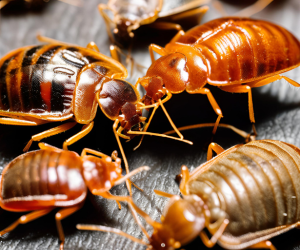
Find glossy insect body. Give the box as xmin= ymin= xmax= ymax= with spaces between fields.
xmin=0 ymin=41 xmax=149 ymax=177
xmin=0 ymin=143 xmax=148 ymax=249
xmin=99 ymin=0 xmax=209 ymax=46
xmin=78 ymin=139 xmax=300 ymax=250
xmin=136 ymin=18 xmax=300 ymax=142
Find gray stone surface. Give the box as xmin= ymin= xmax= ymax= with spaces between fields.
xmin=1 ymin=0 xmax=300 ymax=249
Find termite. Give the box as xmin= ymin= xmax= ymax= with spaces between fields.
xmin=78 ymin=134 xmax=300 ymax=250
xmin=0 ymin=142 xmax=149 ymax=250
xmin=0 ymin=37 xmax=191 ymax=192
xmin=133 ymin=6 xmax=300 ymax=148
xmin=98 ymin=0 xmax=210 ymax=46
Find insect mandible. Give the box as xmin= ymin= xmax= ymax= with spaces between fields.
xmin=0 ymin=142 xmax=149 ymax=250
xmin=133 ymin=16 xmax=300 ymax=148
xmin=78 ymin=133 xmax=300 ymax=250
xmin=98 ymin=0 xmax=210 ymax=46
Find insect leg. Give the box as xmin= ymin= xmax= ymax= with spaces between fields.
xmin=133 ymin=103 xmax=159 ymax=150
xmin=207 ymin=142 xmax=224 ymax=161
xmin=164 ymin=123 xmax=250 ymax=140
xmin=149 ymin=44 xmax=167 ymax=63
xmin=76 ymin=224 xmax=149 ymax=246
xmin=233 ymin=0 xmax=273 ymax=17
xmin=154 ymin=189 xmax=175 ymax=198
xmin=38 ymin=142 xmax=64 ymax=152
xmin=248 ymin=75 xmax=300 ymax=88
xmin=247 ymin=240 xmax=276 ymax=250
xmin=113 ymin=119 xmax=132 ymax=195
xmin=110 ymin=45 xmax=145 ymax=78
xmin=55 ymin=203 xmax=83 ymax=250
xmin=98 ymin=4 xmax=116 ymax=43
xmin=0 ymin=117 xmax=39 ymax=126
xmin=0 ymin=208 xmax=54 ymax=236
xmin=23 ymin=122 xmax=77 ymax=152
xmin=220 ymin=84 xmax=254 ymax=123
xmin=178 ymin=165 xmax=191 ymax=195
xmin=36 ymin=34 xmax=71 ymax=45
xmin=81 ymin=148 xmax=112 ymax=160
xmin=147 ymin=22 xmax=182 ymax=33
xmin=159 ymin=98 xmax=184 ymax=139
xmin=170 ymin=30 xmax=186 ymax=43
xmin=86 ymin=42 xmax=100 ymax=52
xmin=188 ymin=88 xmax=223 ymax=134
xmin=199 ymin=218 xmax=229 ymax=248
xmin=62 ymin=122 xmax=94 ymax=150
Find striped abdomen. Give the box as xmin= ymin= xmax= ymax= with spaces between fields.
xmin=0 ymin=149 xmax=86 ymax=211
xmin=0 ymin=44 xmax=108 ymax=119
xmin=177 ymin=18 xmax=300 ymax=85
xmin=188 ymin=140 xmax=300 ymax=237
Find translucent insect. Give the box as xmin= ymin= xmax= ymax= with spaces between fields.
xmin=0 ymin=143 xmax=149 ymax=250
xmin=98 ymin=0 xmax=210 ymax=46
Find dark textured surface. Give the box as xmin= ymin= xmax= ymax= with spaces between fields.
xmin=1 ymin=0 xmax=300 ymax=249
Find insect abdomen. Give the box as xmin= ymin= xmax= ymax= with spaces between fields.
xmin=178 ymin=18 xmax=300 ymax=85
xmin=0 ymin=150 xmax=86 ymax=211
xmin=0 ymin=44 xmax=106 ymax=118
xmin=188 ymin=140 xmax=300 ymax=237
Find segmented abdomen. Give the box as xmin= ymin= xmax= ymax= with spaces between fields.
xmin=0 ymin=44 xmax=105 ymax=118
xmin=0 ymin=149 xmax=86 ymax=210
xmin=178 ymin=18 xmax=300 ymax=85
xmin=188 ymin=140 xmax=300 ymax=237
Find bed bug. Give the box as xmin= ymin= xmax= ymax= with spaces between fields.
xmin=0 ymin=142 xmax=149 ymax=250
xmin=98 ymin=0 xmax=210 ymax=46
xmin=78 ymin=137 xmax=300 ymax=250
xmin=133 ymin=16 xmax=300 ymax=149
xmin=0 ymin=37 xmax=191 ymax=192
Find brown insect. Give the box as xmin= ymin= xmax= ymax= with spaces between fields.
xmin=0 ymin=142 xmax=149 ymax=250
xmin=133 ymin=15 xmax=300 ymax=149
xmin=78 ymin=134 xmax=300 ymax=250
xmin=98 ymin=0 xmax=210 ymax=46
xmin=0 ymin=37 xmax=191 ymax=192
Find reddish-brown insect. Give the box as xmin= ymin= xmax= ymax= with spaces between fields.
xmin=133 ymin=17 xmax=300 ymax=148
xmin=78 ymin=135 xmax=300 ymax=250
xmin=98 ymin=0 xmax=209 ymax=46
xmin=0 ymin=143 xmax=149 ymax=250
xmin=0 ymin=37 xmax=191 ymax=192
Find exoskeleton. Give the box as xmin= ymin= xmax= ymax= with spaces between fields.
xmin=78 ymin=139 xmax=300 ymax=250
xmin=0 ymin=39 xmax=147 ymax=186
xmin=135 ymin=17 xmax=300 ymax=147
xmin=98 ymin=0 xmax=209 ymax=46
xmin=0 ymin=143 xmax=148 ymax=249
